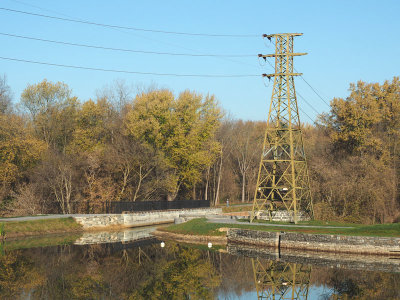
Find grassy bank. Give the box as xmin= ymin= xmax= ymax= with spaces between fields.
xmin=0 ymin=217 xmax=83 ymax=239
xmin=161 ymin=218 xmax=400 ymax=238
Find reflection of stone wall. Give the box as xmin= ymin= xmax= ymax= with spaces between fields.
xmin=227 ymin=228 xmax=400 ymax=255
xmin=74 ymin=227 xmax=156 ymax=245
xmin=73 ymin=208 xmax=222 ymax=229
xmin=228 ymin=243 xmax=400 ymax=273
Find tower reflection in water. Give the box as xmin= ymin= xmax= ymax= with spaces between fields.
xmin=252 ymin=258 xmax=312 ymax=300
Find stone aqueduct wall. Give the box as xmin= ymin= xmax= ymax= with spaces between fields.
xmin=227 ymin=228 xmax=400 ymax=256
xmin=73 ymin=208 xmax=221 ymax=229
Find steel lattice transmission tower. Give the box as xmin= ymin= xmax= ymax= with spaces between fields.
xmin=251 ymin=33 xmax=313 ymax=223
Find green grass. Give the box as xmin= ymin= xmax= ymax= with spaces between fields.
xmin=0 ymin=217 xmax=82 ymax=238
xmin=161 ymin=218 xmax=302 ymax=236
xmin=161 ymin=218 xmax=400 ymax=237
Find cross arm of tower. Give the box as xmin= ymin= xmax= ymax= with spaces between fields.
xmin=263 ymin=33 xmax=304 ymax=38
xmin=258 ymin=53 xmax=307 ymax=57
xmin=262 ymin=73 xmax=303 ymax=78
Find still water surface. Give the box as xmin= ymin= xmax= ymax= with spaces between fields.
xmin=0 ymin=228 xmax=399 ymax=299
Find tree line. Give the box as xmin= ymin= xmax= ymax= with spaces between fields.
xmin=0 ymin=75 xmax=399 ymax=223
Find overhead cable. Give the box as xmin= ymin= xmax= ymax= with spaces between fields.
xmin=0 ymin=56 xmax=260 ymax=78
xmin=0 ymin=32 xmax=254 ymax=57
xmin=297 ymin=91 xmax=322 ymax=116
xmin=1 ymin=4 xmax=260 ymax=69
xmin=298 ymin=106 xmax=315 ymax=124
xmin=0 ymin=7 xmax=259 ymax=38
xmin=298 ymin=75 xmax=331 ymax=107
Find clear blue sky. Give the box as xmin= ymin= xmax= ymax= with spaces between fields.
xmin=1 ymin=0 xmax=399 ymax=122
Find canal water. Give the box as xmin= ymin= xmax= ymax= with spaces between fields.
xmin=0 ymin=228 xmax=399 ymax=299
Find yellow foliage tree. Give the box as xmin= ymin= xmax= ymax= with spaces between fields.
xmin=314 ymin=77 xmax=400 ymax=223
xmin=68 ymin=98 xmax=114 ymax=154
xmin=0 ymin=114 xmax=45 ymax=186
xmin=20 ymin=79 xmax=79 ymax=152
xmin=124 ymin=89 xmax=222 ymax=201
xmin=324 ymin=78 xmax=400 ymax=159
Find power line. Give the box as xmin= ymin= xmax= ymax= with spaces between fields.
xmin=0 ymin=56 xmax=260 ymax=78
xmin=263 ymin=56 xmax=276 ymax=72
xmin=298 ymin=106 xmax=315 ymax=124
xmin=8 ymin=0 xmax=75 ymax=18
xmin=296 ymin=91 xmax=322 ymax=116
xmin=2 ymin=4 xmax=260 ymax=70
xmin=298 ymin=75 xmax=331 ymax=107
xmin=0 ymin=32 xmax=255 ymax=57
xmin=0 ymin=7 xmax=259 ymax=38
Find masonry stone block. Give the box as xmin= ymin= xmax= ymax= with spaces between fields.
xmin=73 ymin=208 xmax=222 ymax=229
xmin=227 ymin=228 xmax=400 ymax=256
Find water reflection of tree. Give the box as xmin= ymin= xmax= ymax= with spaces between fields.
xmin=0 ymin=250 xmax=45 ymax=299
xmin=3 ymin=244 xmax=222 ymax=299
xmin=314 ymin=268 xmax=400 ymax=299
xmin=128 ymin=244 xmax=220 ymax=299
xmin=1 ymin=244 xmax=400 ymax=299
xmin=217 ymin=253 xmax=255 ymax=296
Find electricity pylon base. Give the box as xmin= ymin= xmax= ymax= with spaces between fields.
xmin=251 ymin=210 xmax=311 ymax=223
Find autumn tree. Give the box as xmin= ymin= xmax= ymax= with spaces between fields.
xmin=68 ymin=98 xmax=118 ymax=212
xmin=229 ymin=120 xmax=265 ymax=203
xmin=124 ymin=89 xmax=222 ymax=201
xmin=313 ymin=77 xmax=400 ymax=223
xmin=0 ymin=114 xmax=46 ymax=215
xmin=68 ymin=98 xmax=115 ymax=153
xmin=21 ymin=79 xmax=79 ymax=153
xmin=207 ymin=119 xmax=234 ymax=205
xmin=106 ymin=133 xmax=161 ymax=202
xmin=0 ymin=74 xmax=12 ymax=114
xmin=320 ymin=78 xmax=400 ymax=159
xmin=96 ymin=79 xmax=134 ymax=113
